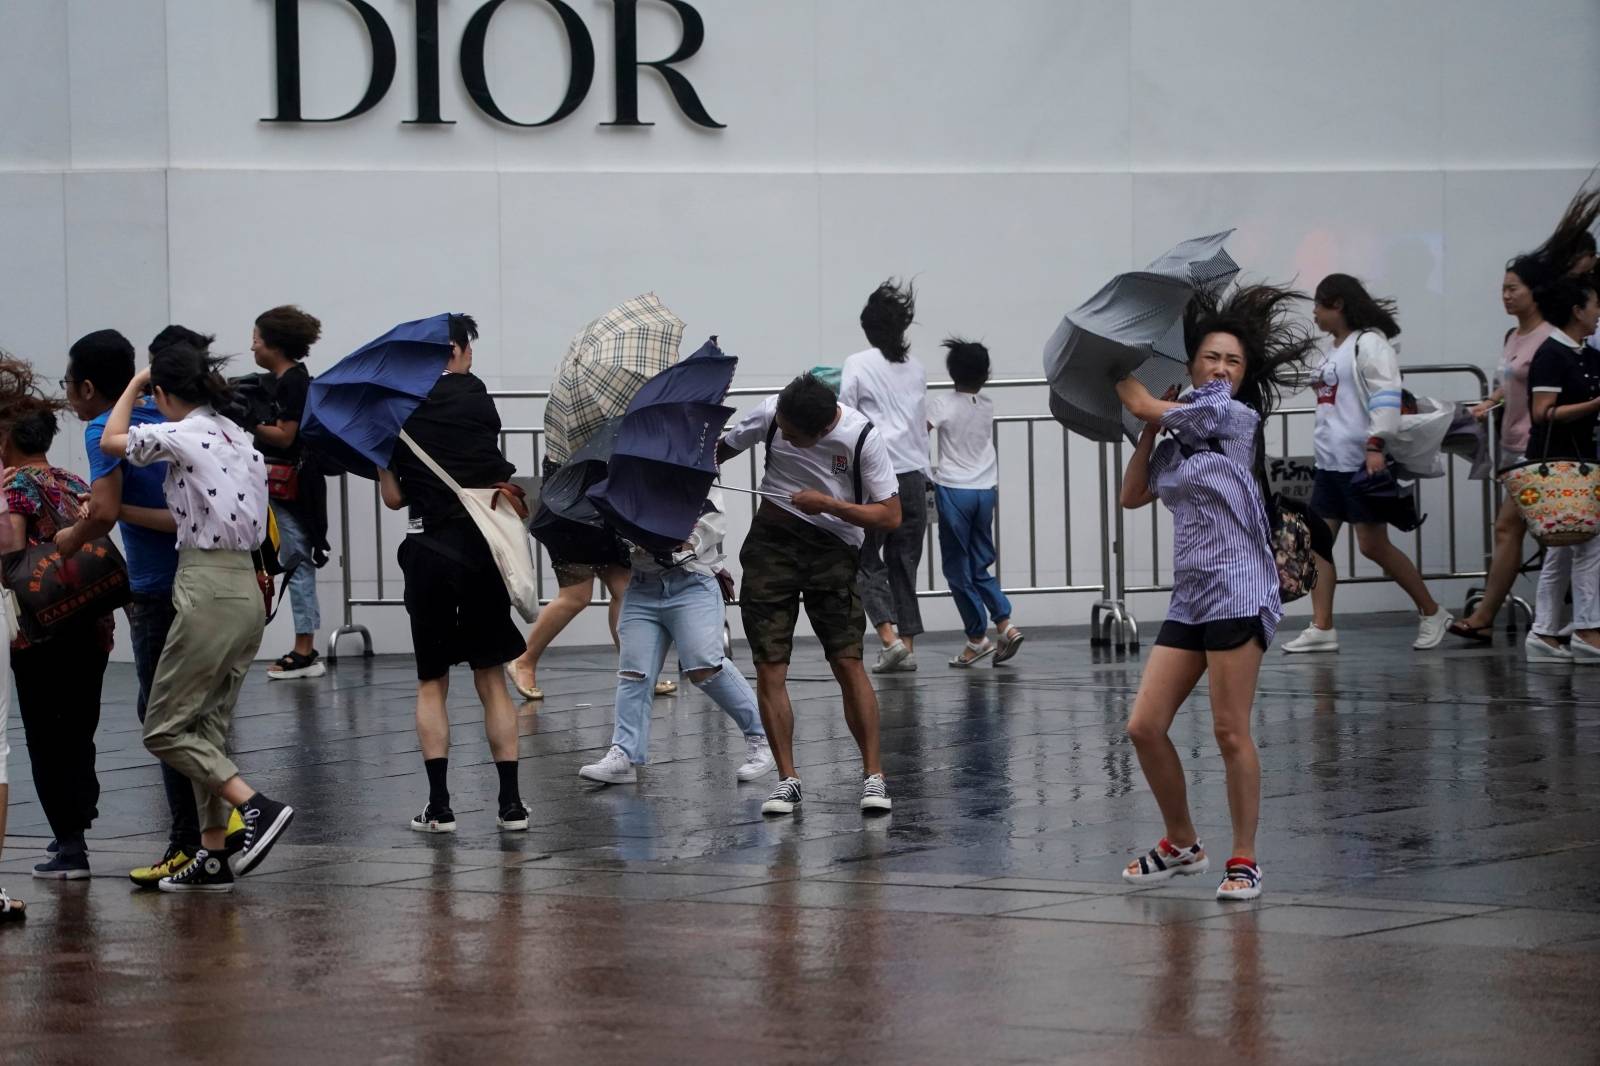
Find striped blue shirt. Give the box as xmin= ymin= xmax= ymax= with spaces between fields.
xmin=1148 ymin=379 xmax=1283 ymax=642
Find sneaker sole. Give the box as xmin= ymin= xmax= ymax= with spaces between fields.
xmin=496 ymin=818 xmax=530 ymax=831
xmin=736 ymin=760 xmax=776 ymax=782
xmin=230 ymin=806 xmax=295 ymax=877
xmin=761 ymin=801 xmax=797 ymax=816
xmin=267 ymin=664 xmax=327 ymax=680
xmin=32 ymin=868 xmax=91 ymax=880
xmin=1217 ymin=884 xmax=1261 ymax=901
xmin=1121 ymin=857 xmax=1211 ymax=884
xmin=578 ymin=767 xmax=637 ymax=784
xmin=859 ymin=798 xmax=892 ymax=813
xmin=409 ymin=821 xmax=457 ymax=834
xmin=1283 ymin=643 xmax=1339 ymax=654
xmin=157 ymin=880 xmax=234 ymax=894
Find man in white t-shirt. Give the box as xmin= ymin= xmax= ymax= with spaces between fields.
xmin=718 ymin=374 xmax=901 ymax=817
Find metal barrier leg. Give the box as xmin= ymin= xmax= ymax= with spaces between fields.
xmin=326 ymin=624 xmax=372 ymax=663
xmin=1090 ymin=602 xmax=1106 ymax=646
xmin=1506 ymin=595 xmax=1533 ymax=635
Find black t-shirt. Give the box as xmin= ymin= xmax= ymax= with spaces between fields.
xmin=258 ymin=362 xmax=310 ymax=464
xmin=1526 ymin=336 xmax=1600 ymax=460
xmin=392 ymin=372 xmax=515 ymax=527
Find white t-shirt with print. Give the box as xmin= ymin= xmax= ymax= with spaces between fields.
xmin=721 ymin=397 xmax=898 ymax=548
xmin=927 ymin=391 xmax=998 ymax=489
xmin=126 ymin=407 xmax=270 ymax=552
xmin=839 ymin=347 xmax=930 ymax=476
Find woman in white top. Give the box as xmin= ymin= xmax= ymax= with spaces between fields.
xmin=1281 ymin=275 xmax=1451 ymax=654
xmin=840 ymin=279 xmax=929 ymax=673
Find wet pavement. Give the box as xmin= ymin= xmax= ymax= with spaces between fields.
xmin=2 ymin=612 xmax=1597 ymax=1065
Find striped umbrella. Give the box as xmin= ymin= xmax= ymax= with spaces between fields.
xmin=543 ymin=293 xmax=685 ymax=464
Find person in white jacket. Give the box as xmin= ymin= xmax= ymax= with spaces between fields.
xmin=1282 ymin=274 xmax=1452 ymax=654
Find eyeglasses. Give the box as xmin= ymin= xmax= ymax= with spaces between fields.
xmin=57 ymin=377 xmax=73 ymax=391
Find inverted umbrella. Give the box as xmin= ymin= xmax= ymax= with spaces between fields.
xmin=544 ymin=293 xmax=685 ymax=464
xmin=300 ymin=313 xmax=452 ymax=476
xmin=1044 ymin=230 xmax=1240 ymax=443
xmin=587 ymin=337 xmax=738 ymax=554
xmin=528 ymin=416 xmax=626 ymax=565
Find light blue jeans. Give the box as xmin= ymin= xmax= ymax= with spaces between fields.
xmin=273 ymin=504 xmax=322 ymax=636
xmin=613 ymin=569 xmax=763 ymax=764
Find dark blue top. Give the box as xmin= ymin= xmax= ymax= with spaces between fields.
xmin=86 ymin=403 xmax=179 ymax=595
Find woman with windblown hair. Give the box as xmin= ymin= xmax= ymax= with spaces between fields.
xmin=1113 ymin=284 xmax=1319 ymax=902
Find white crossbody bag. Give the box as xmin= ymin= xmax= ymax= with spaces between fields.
xmin=398 ymin=430 xmax=541 ymax=623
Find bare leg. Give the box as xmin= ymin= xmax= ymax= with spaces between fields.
xmin=475 ymin=666 xmax=519 ymax=762
xmin=601 ymin=566 xmax=631 ymax=648
xmin=512 ymin=580 xmax=592 ymax=690
xmin=755 ymin=662 xmax=797 ymax=779
xmin=1461 ymin=498 xmax=1527 ymax=628
xmin=874 ymin=621 xmax=898 ymax=649
xmin=831 ymin=657 xmax=883 ymax=777
xmin=1205 ymin=641 xmax=1265 ymax=874
xmin=1309 ymin=519 xmax=1342 ymax=630
xmin=1124 ymin=646 xmax=1209 ymax=856
xmin=1354 ymin=523 xmax=1439 ymax=615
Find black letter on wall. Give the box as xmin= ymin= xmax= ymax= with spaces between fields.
xmin=460 ymin=0 xmax=596 ymax=127
xmin=603 ymin=0 xmax=724 ymax=129
xmin=404 ymin=0 xmax=454 ymax=124
xmin=262 ymin=0 xmax=397 ymax=123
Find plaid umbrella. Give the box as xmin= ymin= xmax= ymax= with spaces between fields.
xmin=543 ymin=293 xmax=685 ymax=464
xmin=1044 ymin=230 xmax=1240 ymax=443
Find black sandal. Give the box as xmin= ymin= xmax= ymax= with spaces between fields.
xmin=1447 ymin=621 xmax=1492 ymax=643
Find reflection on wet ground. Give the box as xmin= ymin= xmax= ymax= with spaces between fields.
xmin=2 ymin=614 xmax=1596 ymax=1064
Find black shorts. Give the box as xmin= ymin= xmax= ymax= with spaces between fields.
xmin=1309 ymin=469 xmax=1381 ymax=526
xmin=1155 ymin=616 xmax=1266 ymax=653
xmin=398 ymin=525 xmax=528 ymax=681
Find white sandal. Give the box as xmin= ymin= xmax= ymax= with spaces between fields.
xmin=948 ymin=639 xmax=995 ymax=668
xmin=994 ymin=625 xmax=1025 ymax=665
xmin=1122 ymin=838 xmax=1209 ymax=884
xmin=1216 ymin=858 xmax=1262 ymax=901
xmin=0 ymin=887 xmax=26 ymax=923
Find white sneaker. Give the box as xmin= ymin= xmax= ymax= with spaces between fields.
xmin=1413 ymin=608 xmax=1453 ymax=650
xmin=1526 ymin=632 xmax=1574 ymax=662
xmin=578 ymin=745 xmax=637 ymax=784
xmin=761 ymin=777 xmax=803 ymax=816
xmin=859 ymin=774 xmax=892 ymax=813
xmin=1282 ymin=624 xmax=1339 ymax=654
xmin=870 ymin=640 xmax=911 ymax=673
xmin=735 ymin=736 xmax=776 ymax=782
xmin=1572 ymin=637 xmax=1600 ymax=665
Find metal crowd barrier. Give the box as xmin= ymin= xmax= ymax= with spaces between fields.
xmin=323 ymin=366 xmax=1511 ymax=661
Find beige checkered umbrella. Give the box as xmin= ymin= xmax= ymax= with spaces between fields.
xmin=543 ymin=293 xmax=685 ymax=464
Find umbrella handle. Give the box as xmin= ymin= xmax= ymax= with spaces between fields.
xmin=719 ymin=484 xmax=792 ymax=501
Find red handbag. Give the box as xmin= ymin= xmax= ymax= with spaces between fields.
xmin=266 ymin=462 xmax=300 ymax=502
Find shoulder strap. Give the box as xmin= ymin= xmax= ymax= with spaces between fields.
xmin=853 ymin=422 xmax=874 ymax=503
xmin=763 ymin=416 xmax=779 ymax=475
xmin=396 ymin=430 xmax=464 ymax=495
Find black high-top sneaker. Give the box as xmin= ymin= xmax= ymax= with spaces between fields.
xmin=158 ymin=849 xmax=235 ymax=893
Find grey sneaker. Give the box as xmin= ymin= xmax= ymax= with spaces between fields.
xmin=870 ymin=640 xmax=911 ymax=673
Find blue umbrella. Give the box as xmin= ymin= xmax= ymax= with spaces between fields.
xmin=586 ymin=337 xmax=737 ymax=554
xmin=300 ymin=313 xmax=453 ymax=477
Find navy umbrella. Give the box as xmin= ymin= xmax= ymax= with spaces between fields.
xmin=586 ymin=337 xmax=737 ymax=554
xmin=301 ymin=313 xmax=452 ymax=477
xmin=528 ymin=416 xmax=625 ymax=565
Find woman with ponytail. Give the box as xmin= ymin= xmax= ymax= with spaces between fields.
xmin=1113 ymin=283 xmax=1319 ymax=902
xmin=100 ymin=343 xmax=294 ymax=893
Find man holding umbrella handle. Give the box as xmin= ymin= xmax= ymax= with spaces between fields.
xmin=717 ymin=373 xmax=902 ymax=817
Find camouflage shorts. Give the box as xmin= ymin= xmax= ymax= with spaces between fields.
xmin=738 ymin=505 xmax=865 ymax=665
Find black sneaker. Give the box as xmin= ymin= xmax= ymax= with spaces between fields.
xmin=229 ymin=797 xmax=295 ymax=876
xmin=158 ymin=849 xmax=235 ymax=893
xmin=496 ymin=801 xmax=529 ymax=832
xmin=761 ymin=777 xmax=803 ymax=816
xmin=33 ymin=851 xmax=90 ymax=880
xmin=410 ymin=803 xmax=457 ymax=834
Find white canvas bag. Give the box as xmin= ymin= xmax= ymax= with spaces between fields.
xmin=398 ymin=430 xmax=541 ymax=623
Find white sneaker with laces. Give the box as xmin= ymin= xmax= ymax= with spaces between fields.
xmin=859 ymin=774 xmax=892 ymax=813
xmin=579 ymin=745 xmax=637 ymax=784
xmin=871 ymin=640 xmax=910 ymax=673
xmin=761 ymin=777 xmax=803 ymax=816
xmin=736 ymin=736 xmax=776 ymax=782
xmin=1413 ymin=608 xmax=1453 ymax=650
xmin=1282 ymin=624 xmax=1339 ymax=654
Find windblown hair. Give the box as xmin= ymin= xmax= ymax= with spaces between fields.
xmin=254 ymin=305 xmax=322 ymax=361
xmin=859 ymin=279 xmax=916 ymax=363
xmin=1184 ymin=283 xmax=1319 ymax=419
xmin=1313 ymin=274 xmax=1401 ymax=340
xmin=1505 ymin=175 xmax=1600 ymax=289
xmin=0 ymin=353 xmax=68 ymax=455
xmin=942 ymin=337 xmax=990 ymax=390
xmin=150 ymin=342 xmax=234 ymax=409
xmin=150 ymin=324 xmax=216 ymax=355
xmin=777 ymin=373 xmax=838 ymax=436
xmin=1532 ymin=274 xmax=1599 ymax=332
xmin=449 ymin=313 xmax=479 ymax=349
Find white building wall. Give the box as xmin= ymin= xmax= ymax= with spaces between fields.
xmin=2 ymin=0 xmax=1598 ymax=656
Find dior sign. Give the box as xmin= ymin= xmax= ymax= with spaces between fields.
xmin=262 ymin=0 xmax=725 ymax=129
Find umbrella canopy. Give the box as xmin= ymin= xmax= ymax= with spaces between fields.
xmin=543 ymin=293 xmax=685 ymax=465
xmin=1044 ymin=230 xmax=1240 ymax=443
xmin=301 ymin=313 xmax=452 ymax=477
xmin=528 ymin=416 xmax=626 ymax=565
xmin=587 ymin=337 xmax=737 ymax=554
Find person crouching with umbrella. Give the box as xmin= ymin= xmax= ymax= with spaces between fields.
xmin=374 ymin=315 xmax=532 ymax=835
xmin=578 ymin=485 xmax=776 ymax=785
xmin=1113 ymin=284 xmax=1317 ymax=902
xmin=717 ymin=373 xmax=902 ymax=816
